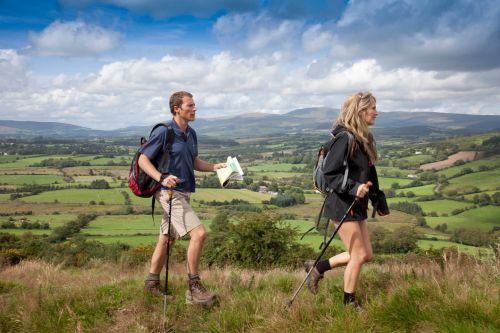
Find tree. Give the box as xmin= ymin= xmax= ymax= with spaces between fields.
xmin=89 ymin=179 xmax=110 ymax=189
xmin=203 ymin=212 xmax=314 ymax=268
xmin=211 ymin=212 xmax=230 ymax=233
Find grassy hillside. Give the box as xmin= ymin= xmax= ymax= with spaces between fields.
xmin=1 ymin=256 xmax=498 ymax=333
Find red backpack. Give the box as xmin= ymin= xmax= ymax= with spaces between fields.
xmin=128 ymin=123 xmax=174 ymax=198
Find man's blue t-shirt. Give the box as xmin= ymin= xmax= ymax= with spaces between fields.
xmin=139 ymin=120 xmax=198 ymax=193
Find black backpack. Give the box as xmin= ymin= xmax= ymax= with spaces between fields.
xmin=304 ymin=131 xmax=354 ymax=248
xmin=128 ymin=123 xmax=174 ymax=218
xmin=313 ymin=131 xmax=354 ymax=196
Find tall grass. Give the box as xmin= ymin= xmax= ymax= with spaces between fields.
xmin=1 ymin=251 xmax=498 ymax=332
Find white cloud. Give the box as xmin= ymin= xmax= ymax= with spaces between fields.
xmin=0 ymin=49 xmax=29 ymax=91
xmin=1 ymin=49 xmax=499 ymax=129
xmin=302 ymin=24 xmax=334 ymax=53
xmin=213 ymin=13 xmax=303 ymax=55
xmin=29 ymin=20 xmax=121 ymax=57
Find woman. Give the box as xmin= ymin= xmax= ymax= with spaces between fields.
xmin=305 ymin=91 xmax=389 ymax=308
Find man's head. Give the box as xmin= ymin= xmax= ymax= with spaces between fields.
xmin=169 ymin=91 xmax=197 ymax=123
xmin=169 ymin=91 xmax=193 ymax=115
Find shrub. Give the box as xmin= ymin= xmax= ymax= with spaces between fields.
xmin=203 ymin=212 xmax=314 ymax=269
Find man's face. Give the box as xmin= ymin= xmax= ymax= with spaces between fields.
xmin=175 ymin=96 xmax=196 ymax=122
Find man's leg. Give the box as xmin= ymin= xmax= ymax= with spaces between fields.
xmin=144 ymin=190 xmax=178 ymax=299
xmin=144 ymin=234 xmax=175 ymax=297
xmin=150 ymin=233 xmax=170 ymax=274
xmin=186 ymin=224 xmax=207 ymax=275
xmin=185 ymin=224 xmax=216 ymax=305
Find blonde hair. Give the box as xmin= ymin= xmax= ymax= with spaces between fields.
xmin=336 ymin=91 xmax=378 ymax=163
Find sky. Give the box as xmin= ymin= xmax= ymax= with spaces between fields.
xmin=0 ymin=0 xmax=499 ymax=130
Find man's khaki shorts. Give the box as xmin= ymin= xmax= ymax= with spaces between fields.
xmin=155 ymin=190 xmax=201 ymax=240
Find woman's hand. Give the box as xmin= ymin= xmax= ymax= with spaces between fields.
xmin=356 ymin=183 xmax=371 ymax=198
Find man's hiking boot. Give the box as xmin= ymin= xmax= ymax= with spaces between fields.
xmin=186 ymin=278 xmax=216 ymax=306
xmin=144 ymin=280 xmax=175 ymax=301
xmin=304 ymin=260 xmax=324 ymax=295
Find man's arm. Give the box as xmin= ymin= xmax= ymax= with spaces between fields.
xmin=194 ymin=157 xmax=226 ymax=172
xmin=138 ymin=154 xmax=178 ymax=188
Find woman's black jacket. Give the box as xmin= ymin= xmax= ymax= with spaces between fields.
xmin=323 ymin=125 xmax=389 ymax=221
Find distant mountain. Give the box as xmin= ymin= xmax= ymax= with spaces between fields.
xmin=1 ymin=109 xmax=499 ymax=139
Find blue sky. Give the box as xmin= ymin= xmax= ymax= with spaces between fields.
xmin=0 ymin=0 xmax=499 ymax=129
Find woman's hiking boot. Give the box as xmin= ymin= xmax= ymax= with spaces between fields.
xmin=186 ymin=277 xmax=216 ymax=306
xmin=304 ymin=260 xmax=324 ymax=294
xmin=144 ymin=280 xmax=175 ymax=301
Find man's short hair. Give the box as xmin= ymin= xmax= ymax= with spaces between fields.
xmin=169 ymin=91 xmax=193 ymax=115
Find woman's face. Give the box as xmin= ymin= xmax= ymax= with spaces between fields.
xmin=363 ymin=103 xmax=378 ymax=126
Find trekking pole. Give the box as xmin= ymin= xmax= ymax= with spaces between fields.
xmin=163 ymin=189 xmax=174 ymax=322
xmin=286 ymin=181 xmax=372 ymax=308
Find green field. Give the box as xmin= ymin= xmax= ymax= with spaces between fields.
xmin=398 ymin=154 xmax=434 ymax=163
xmin=395 ymin=184 xmax=435 ymax=196
xmin=444 ymin=170 xmax=500 ymax=192
xmin=20 ymin=188 xmax=128 ymax=204
xmin=425 ymin=205 xmax=500 ymax=231
xmin=87 ymin=156 xmax=130 ymax=166
xmin=247 ymin=163 xmax=306 ymax=172
xmin=252 ymin=171 xmax=306 ymax=179
xmin=377 ymin=177 xmax=415 ymax=190
xmin=377 ymin=166 xmax=418 ymax=177
xmin=463 ymin=190 xmax=499 ymax=200
xmin=436 ymin=157 xmax=500 ymax=178
xmin=417 ymin=239 xmax=493 ymax=255
xmin=192 ymin=188 xmax=272 ymax=203
xmin=0 ymin=174 xmax=67 ymax=185
xmin=417 ymin=199 xmax=474 ymax=215
xmin=82 ymin=215 xmax=160 ymax=236
xmin=0 ymin=213 xmax=77 ymax=225
xmin=0 ymin=155 xmax=89 ymax=168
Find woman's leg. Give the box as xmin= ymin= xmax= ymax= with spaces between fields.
xmin=337 ymin=219 xmax=372 ymax=294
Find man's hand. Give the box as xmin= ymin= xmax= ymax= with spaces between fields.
xmin=213 ymin=163 xmax=227 ymax=171
xmin=161 ymin=175 xmax=179 ymax=188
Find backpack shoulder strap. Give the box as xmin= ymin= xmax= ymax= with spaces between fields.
xmin=340 ymin=131 xmax=354 ymax=192
xmin=150 ymin=123 xmax=174 ymax=172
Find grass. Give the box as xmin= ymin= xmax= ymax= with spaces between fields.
xmin=395 ymin=184 xmax=436 ymax=196
xmin=445 ymin=170 xmax=500 ymax=193
xmin=387 ymin=198 xmax=473 ymax=215
xmin=251 ymin=171 xmax=306 ymax=179
xmin=425 ymin=206 xmax=500 ymax=231
xmin=377 ymin=177 xmax=415 ymax=190
xmin=1 ymin=255 xmax=498 ymax=332
xmin=435 ymin=157 xmax=500 ymax=178
xmin=20 ymin=188 xmax=129 ymax=205
xmin=417 ymin=239 xmax=494 ymax=255
xmin=0 ymin=174 xmax=67 ymax=185
xmin=246 ymin=163 xmax=306 ymax=172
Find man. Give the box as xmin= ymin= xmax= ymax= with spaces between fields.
xmin=138 ymin=91 xmax=226 ymax=305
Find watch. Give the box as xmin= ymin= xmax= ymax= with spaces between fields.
xmin=159 ymin=173 xmax=169 ymax=183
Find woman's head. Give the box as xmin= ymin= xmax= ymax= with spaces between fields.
xmin=338 ymin=92 xmax=377 ymax=129
xmin=337 ymin=91 xmax=378 ymax=162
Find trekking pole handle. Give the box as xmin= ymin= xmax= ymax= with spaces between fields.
xmin=355 ymin=181 xmax=373 ymax=199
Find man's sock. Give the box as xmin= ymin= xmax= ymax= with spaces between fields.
xmin=315 ymin=260 xmax=332 ymax=274
xmin=146 ymin=272 xmax=160 ymax=281
xmin=188 ymin=273 xmax=200 ymax=281
xmin=343 ymin=291 xmax=356 ymax=305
